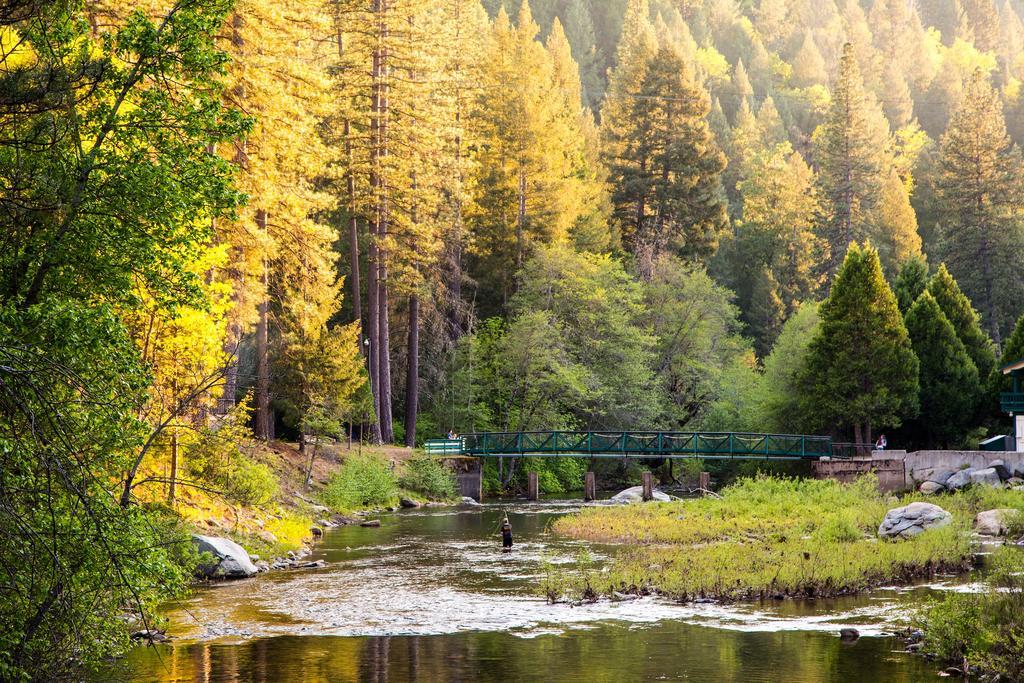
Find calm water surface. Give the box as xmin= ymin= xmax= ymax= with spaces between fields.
xmin=111 ymin=499 xmax=950 ymax=682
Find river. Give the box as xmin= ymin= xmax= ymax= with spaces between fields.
xmin=110 ymin=498 xmax=955 ymax=682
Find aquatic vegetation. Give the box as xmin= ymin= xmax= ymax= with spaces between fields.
xmin=552 ymin=475 xmax=981 ymax=601
xmin=919 ymin=547 xmax=1024 ymax=680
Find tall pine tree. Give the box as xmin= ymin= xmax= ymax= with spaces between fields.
xmin=815 ymin=42 xmax=891 ymax=282
xmin=801 ymin=242 xmax=919 ymax=445
xmin=936 ymin=69 xmax=1024 ymax=346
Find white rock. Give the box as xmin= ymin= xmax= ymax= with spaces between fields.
xmin=609 ymin=485 xmax=671 ymax=504
xmin=192 ymin=535 xmax=258 ymax=578
xmin=919 ymin=481 xmax=945 ymax=495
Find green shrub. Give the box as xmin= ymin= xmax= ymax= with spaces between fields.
xmin=399 ymin=457 xmax=457 ymax=499
xmin=919 ymin=547 xmax=1024 ymax=679
xmin=812 ymin=512 xmax=862 ymax=543
xmin=227 ymin=459 xmax=278 ymax=506
xmin=321 ymin=454 xmax=398 ymax=511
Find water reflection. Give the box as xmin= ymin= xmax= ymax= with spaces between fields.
xmin=115 ymin=623 xmax=930 ymax=682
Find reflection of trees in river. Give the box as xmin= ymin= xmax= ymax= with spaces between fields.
xmin=119 ymin=622 xmax=930 ymax=682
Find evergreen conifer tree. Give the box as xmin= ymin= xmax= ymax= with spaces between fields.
xmin=904 ymin=291 xmax=980 ymax=447
xmin=936 ymin=69 xmax=1024 ymax=345
xmin=816 ymin=43 xmax=891 ymax=281
xmin=893 ymin=256 xmax=929 ymax=314
xmin=801 ymin=242 xmax=919 ymax=445
xmin=927 ymin=264 xmax=997 ymax=381
xmin=872 ymin=168 xmax=922 ymax=276
xmin=603 ymin=37 xmax=727 ymax=272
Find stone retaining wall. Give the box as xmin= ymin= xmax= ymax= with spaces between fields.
xmin=811 ymin=457 xmax=908 ymax=492
xmin=813 ymin=449 xmax=1024 ymax=492
xmin=903 ymin=451 xmax=1024 ymax=486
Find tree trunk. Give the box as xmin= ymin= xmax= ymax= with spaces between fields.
xmin=255 ymin=214 xmax=273 ymax=441
xmin=345 ymin=119 xmax=362 ymax=336
xmin=373 ymin=0 xmax=394 ymax=444
xmin=378 ymin=270 xmax=394 ymax=443
xmin=404 ymin=295 xmax=420 ymax=447
xmin=304 ymin=437 xmax=319 ymax=489
xmin=516 ymin=165 xmax=526 ymax=269
xmin=853 ymin=422 xmax=863 ymax=451
xmin=167 ymin=428 xmax=178 ymax=505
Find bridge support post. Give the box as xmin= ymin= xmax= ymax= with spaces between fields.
xmin=642 ymin=471 xmax=653 ymax=501
xmin=699 ymin=471 xmax=710 ymax=495
xmin=527 ymin=471 xmax=539 ymax=501
xmin=584 ymin=471 xmax=596 ymax=501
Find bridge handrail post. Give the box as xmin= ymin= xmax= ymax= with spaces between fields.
xmin=657 ymin=432 xmax=663 ymax=454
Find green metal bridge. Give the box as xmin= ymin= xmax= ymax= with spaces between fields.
xmin=425 ymin=431 xmax=839 ymax=460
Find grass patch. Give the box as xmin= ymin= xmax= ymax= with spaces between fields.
xmin=551 ymin=475 xmax=984 ymax=602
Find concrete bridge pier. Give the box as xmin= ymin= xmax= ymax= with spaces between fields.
xmin=642 ymin=471 xmax=653 ymax=501
xmin=699 ymin=471 xmax=710 ymax=494
xmin=527 ymin=471 xmax=540 ymax=501
xmin=584 ymin=471 xmax=596 ymax=501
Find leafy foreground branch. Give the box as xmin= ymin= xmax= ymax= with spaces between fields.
xmin=551 ymin=476 xmax=983 ymax=602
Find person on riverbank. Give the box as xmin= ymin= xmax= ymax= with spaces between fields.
xmin=500 ymin=516 xmax=513 ymax=552
xmin=875 ymin=434 xmax=887 ymax=451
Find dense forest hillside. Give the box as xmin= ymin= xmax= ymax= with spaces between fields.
xmin=3 ymin=0 xmax=1024 ymax=676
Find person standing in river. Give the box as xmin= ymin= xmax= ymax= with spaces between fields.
xmin=500 ymin=516 xmax=513 ymax=552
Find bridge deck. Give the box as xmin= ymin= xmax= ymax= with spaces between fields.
xmin=456 ymin=431 xmax=833 ymax=460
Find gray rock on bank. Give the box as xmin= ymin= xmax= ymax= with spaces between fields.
xmin=945 ymin=469 xmax=973 ymax=491
xmin=974 ymin=509 xmax=1018 ymax=536
xmin=926 ymin=469 xmax=956 ymax=486
xmin=918 ymin=480 xmax=945 ymax=495
xmin=878 ymin=502 xmax=952 ymax=540
xmin=989 ymin=460 xmax=1012 ymax=481
xmin=970 ymin=467 xmax=1002 ymax=487
xmin=609 ymin=486 xmax=672 ymax=504
xmin=192 ymin=535 xmax=258 ymax=578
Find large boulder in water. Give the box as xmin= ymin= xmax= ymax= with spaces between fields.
xmin=192 ymin=535 xmax=258 ymax=578
xmin=878 ymin=502 xmax=952 ymax=540
xmin=610 ymin=485 xmax=671 ymax=504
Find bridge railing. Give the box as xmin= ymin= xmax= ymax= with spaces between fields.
xmin=461 ymin=431 xmax=832 ymax=459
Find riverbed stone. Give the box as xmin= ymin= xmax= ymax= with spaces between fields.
xmin=878 ymin=502 xmax=952 ymax=540
xmin=974 ymin=509 xmax=1018 ymax=536
xmin=839 ymin=628 xmax=860 ymax=641
xmin=192 ymin=535 xmax=258 ymax=578
xmin=989 ymin=460 xmax=1012 ymax=481
xmin=610 ymin=485 xmax=671 ymax=504
xmin=360 ymin=519 xmax=381 ymax=527
xmin=400 ymin=498 xmax=422 ymax=508
xmin=945 ymin=469 xmax=974 ymax=491
xmin=918 ymin=480 xmax=945 ymax=495
xmin=970 ymin=467 xmax=1002 ymax=488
